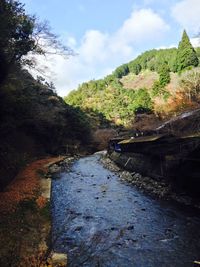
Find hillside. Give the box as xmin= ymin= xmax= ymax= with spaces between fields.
xmin=65 ymin=32 xmax=200 ymax=130
xmin=0 ymin=67 xmax=91 ymax=189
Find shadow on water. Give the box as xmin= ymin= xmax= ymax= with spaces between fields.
xmin=51 ymin=154 xmax=200 ymax=267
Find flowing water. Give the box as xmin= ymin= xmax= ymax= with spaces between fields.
xmin=51 ymin=154 xmax=200 ymax=267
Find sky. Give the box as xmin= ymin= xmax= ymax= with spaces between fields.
xmin=21 ymin=0 xmax=200 ymax=96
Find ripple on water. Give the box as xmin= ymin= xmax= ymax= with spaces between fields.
xmin=52 ymin=155 xmax=200 ymax=267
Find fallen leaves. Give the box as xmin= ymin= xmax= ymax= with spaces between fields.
xmin=0 ymin=156 xmax=65 ymax=214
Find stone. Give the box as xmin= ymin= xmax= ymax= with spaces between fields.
xmin=51 ymin=252 xmax=67 ymax=266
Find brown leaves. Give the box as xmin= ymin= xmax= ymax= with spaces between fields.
xmin=0 ymin=157 xmax=64 ymax=214
xmin=36 ymin=196 xmax=47 ymax=209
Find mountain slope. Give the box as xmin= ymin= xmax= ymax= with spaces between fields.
xmin=65 ymin=45 xmax=200 ymax=128
xmin=0 ymin=67 xmax=91 ymax=189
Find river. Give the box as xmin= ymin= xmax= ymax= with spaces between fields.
xmin=51 ymin=154 xmax=200 ymax=267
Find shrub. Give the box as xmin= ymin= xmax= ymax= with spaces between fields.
xmin=179 ymin=69 xmax=200 ymax=101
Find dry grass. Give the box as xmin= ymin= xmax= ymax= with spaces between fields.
xmin=121 ymin=70 xmax=158 ymax=90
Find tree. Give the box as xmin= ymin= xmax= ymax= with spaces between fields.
xmin=132 ymin=88 xmax=152 ymax=113
xmin=0 ymin=0 xmax=73 ymax=83
xmin=130 ymin=63 xmax=142 ymax=75
xmin=159 ymin=61 xmax=170 ymax=86
xmin=0 ymin=0 xmax=33 ymax=82
xmin=175 ymin=30 xmax=199 ymax=72
xmin=113 ymin=64 xmax=129 ymax=78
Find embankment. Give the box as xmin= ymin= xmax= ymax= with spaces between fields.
xmin=0 ymin=156 xmax=67 ymax=267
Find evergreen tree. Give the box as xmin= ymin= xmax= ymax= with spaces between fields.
xmin=176 ymin=30 xmax=199 ymax=72
xmin=159 ymin=61 xmax=170 ymax=86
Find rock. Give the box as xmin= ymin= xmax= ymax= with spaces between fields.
xmin=74 ymin=226 xmax=83 ymax=232
xmin=51 ymin=252 xmax=67 ymax=266
xmin=127 ymin=225 xmax=134 ymax=230
xmin=110 ymin=227 xmax=118 ymax=231
xmin=49 ymin=165 xmax=61 ymax=173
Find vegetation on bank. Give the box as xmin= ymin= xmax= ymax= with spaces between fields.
xmin=65 ymin=30 xmax=200 ymax=127
xmin=0 ymin=0 xmax=92 ymax=189
xmin=0 ymin=157 xmax=65 ymax=267
xmin=0 ymin=1 xmax=85 ymax=266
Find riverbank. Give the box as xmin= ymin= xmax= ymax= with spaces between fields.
xmin=100 ymin=152 xmax=200 ymax=210
xmin=0 ymin=156 xmax=68 ymax=267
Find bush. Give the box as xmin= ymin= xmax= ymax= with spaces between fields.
xmin=151 ymin=80 xmax=171 ymax=101
xmin=179 ymin=69 xmax=200 ymax=101
xmin=133 ymin=88 xmax=153 ymax=113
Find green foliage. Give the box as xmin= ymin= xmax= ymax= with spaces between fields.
xmin=175 ymin=30 xmax=199 ymax=72
xmin=0 ymin=67 xmax=92 ymax=151
xmin=113 ymin=64 xmax=129 ymax=78
xmin=158 ymin=61 xmax=171 ymax=86
xmin=151 ymin=81 xmax=163 ymax=97
xmin=150 ymin=61 xmax=171 ymax=100
xmin=129 ymin=63 xmax=142 ymax=75
xmin=66 ymin=106 xmax=92 ymax=143
xmin=127 ymin=48 xmax=178 ymax=74
xmin=195 ymin=47 xmax=200 ymax=66
xmin=0 ymin=0 xmax=35 ymax=82
xmin=151 ymin=80 xmax=170 ymax=101
xmin=65 ymin=32 xmax=199 ymax=127
xmin=0 ymin=0 xmax=73 ymax=83
xmin=132 ymin=88 xmax=153 ymax=113
xmin=65 ymin=77 xmax=153 ymax=126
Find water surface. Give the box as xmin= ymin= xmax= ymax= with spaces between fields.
xmin=51 ymin=155 xmax=200 ymax=267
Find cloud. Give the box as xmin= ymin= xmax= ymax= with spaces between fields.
xmin=191 ymin=37 xmax=200 ymax=47
xmin=116 ymin=9 xmax=169 ymax=45
xmin=172 ymin=0 xmax=200 ymax=32
xmin=30 ymin=8 xmax=169 ymax=96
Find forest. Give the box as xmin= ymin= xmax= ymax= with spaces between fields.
xmin=65 ymin=30 xmax=200 ymax=127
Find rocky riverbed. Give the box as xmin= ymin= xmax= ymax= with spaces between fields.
xmin=101 ymin=153 xmax=200 ymax=210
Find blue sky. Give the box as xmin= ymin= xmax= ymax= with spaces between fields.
xmin=21 ymin=0 xmax=200 ymax=96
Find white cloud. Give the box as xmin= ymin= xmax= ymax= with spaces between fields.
xmin=30 ymin=8 xmax=169 ymax=96
xmin=191 ymin=37 xmax=200 ymax=47
xmin=172 ymin=0 xmax=200 ymax=32
xmin=116 ymin=9 xmax=169 ymax=44
xmin=79 ymin=30 xmax=109 ymax=64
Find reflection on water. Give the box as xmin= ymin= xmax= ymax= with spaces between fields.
xmin=51 ymin=155 xmax=200 ymax=267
